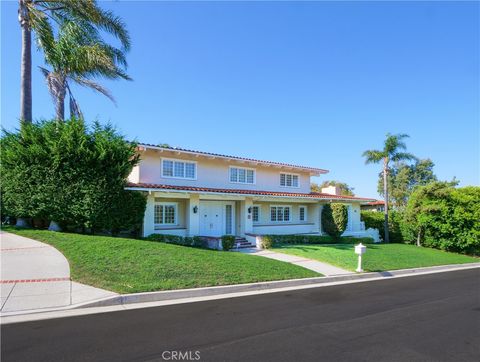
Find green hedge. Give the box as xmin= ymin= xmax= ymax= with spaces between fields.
xmin=259 ymin=234 xmax=374 ymax=249
xmin=221 ymin=235 xmax=235 ymax=251
xmin=145 ymin=234 xmax=206 ymax=248
xmin=321 ymin=203 xmax=348 ymax=238
xmin=361 ymin=210 xmax=404 ymax=242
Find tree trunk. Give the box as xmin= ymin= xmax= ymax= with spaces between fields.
xmin=383 ymin=159 xmax=390 ymax=243
xmin=16 ymin=217 xmax=30 ymax=228
xmin=48 ymin=221 xmax=62 ymax=232
xmin=55 ymin=84 xmax=66 ymax=121
xmin=416 ymin=226 xmax=422 ymax=247
xmin=19 ymin=0 xmax=32 ymax=124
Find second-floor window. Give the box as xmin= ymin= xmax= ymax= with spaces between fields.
xmin=162 ymin=159 xmax=196 ymax=180
xmin=230 ymin=167 xmax=255 ymax=184
xmin=280 ymin=173 xmax=299 ymax=188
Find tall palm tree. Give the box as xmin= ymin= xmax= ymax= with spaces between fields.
xmin=362 ymin=133 xmax=415 ymax=242
xmin=38 ymin=21 xmax=131 ymax=121
xmin=17 ymin=0 xmax=130 ymax=124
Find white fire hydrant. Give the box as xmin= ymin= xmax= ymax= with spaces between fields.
xmin=354 ymin=243 xmax=367 ymax=272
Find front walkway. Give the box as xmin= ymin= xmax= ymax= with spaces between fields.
xmin=1 ymin=231 xmax=116 ymax=313
xmin=240 ymin=249 xmax=353 ymax=276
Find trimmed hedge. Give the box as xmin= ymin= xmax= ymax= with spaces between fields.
xmin=361 ymin=210 xmax=404 ymax=243
xmin=145 ymin=234 xmax=206 ymax=248
xmin=221 ymin=235 xmax=236 ymax=251
xmin=259 ymin=234 xmax=374 ymax=249
xmin=321 ymin=203 xmax=348 ymax=238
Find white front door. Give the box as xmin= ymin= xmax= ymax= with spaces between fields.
xmin=199 ymin=201 xmax=235 ymax=237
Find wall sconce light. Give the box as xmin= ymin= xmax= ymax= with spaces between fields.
xmin=248 ymin=207 xmax=252 ymax=214
xmin=193 ymin=206 xmax=198 ymax=214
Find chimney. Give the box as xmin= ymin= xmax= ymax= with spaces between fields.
xmin=321 ymin=185 xmax=341 ymax=195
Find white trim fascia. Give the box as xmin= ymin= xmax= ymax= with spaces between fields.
xmin=125 ymin=187 xmax=375 ymax=203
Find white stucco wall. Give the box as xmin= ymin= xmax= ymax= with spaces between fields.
xmin=135 ymin=149 xmax=312 ymax=193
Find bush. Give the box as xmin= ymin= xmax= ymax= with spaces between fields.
xmin=192 ymin=236 xmax=205 ymax=248
xmin=261 ymin=235 xmax=274 ymax=249
xmin=145 ymin=234 xmax=214 ymax=249
xmin=321 ymin=203 xmax=348 ymax=238
xmin=0 ymin=118 xmax=140 ymax=234
xmin=221 ymin=235 xmax=235 ymax=251
xmin=259 ymin=234 xmax=374 ymax=247
xmin=361 ymin=210 xmax=404 ymax=243
xmin=403 ymin=183 xmax=480 ymax=255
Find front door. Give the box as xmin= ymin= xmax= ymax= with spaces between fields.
xmin=199 ymin=201 xmax=235 ymax=237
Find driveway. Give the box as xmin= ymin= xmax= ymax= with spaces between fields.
xmin=1 ymin=231 xmax=116 ymax=313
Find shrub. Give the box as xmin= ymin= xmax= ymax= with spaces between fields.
xmin=403 ymin=183 xmax=480 ymax=255
xmin=221 ymin=235 xmax=235 ymax=251
xmin=361 ymin=210 xmax=404 ymax=243
xmin=259 ymin=234 xmax=374 ymax=247
xmin=321 ymin=203 xmax=348 ymax=238
xmin=261 ymin=235 xmax=274 ymax=249
xmin=0 ymin=118 xmax=140 ymax=234
xmin=192 ymin=236 xmax=205 ymax=248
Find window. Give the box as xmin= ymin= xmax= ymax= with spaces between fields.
xmin=162 ymin=159 xmax=196 ymax=180
xmin=280 ymin=173 xmax=299 ymax=187
xmin=154 ymin=203 xmax=177 ymax=225
xmin=225 ymin=205 xmax=233 ymax=234
xmin=270 ymin=206 xmax=291 ymax=222
xmin=299 ymin=206 xmax=307 ymax=222
xmin=230 ymin=167 xmax=255 ymax=184
xmin=252 ymin=206 xmax=260 ymax=222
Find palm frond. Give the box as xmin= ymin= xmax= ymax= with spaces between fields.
xmin=71 ymin=76 xmax=116 ymax=105
xmin=362 ymin=150 xmax=385 ymax=164
xmin=391 ymin=152 xmax=416 ymax=163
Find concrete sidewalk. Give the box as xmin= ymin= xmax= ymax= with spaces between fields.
xmin=1 ymin=231 xmax=116 ymax=312
xmin=240 ymin=248 xmax=352 ymax=276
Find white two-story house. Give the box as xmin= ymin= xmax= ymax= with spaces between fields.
xmin=126 ymin=144 xmax=376 ymax=245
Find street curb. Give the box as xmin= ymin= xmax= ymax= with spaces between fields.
xmin=73 ymin=262 xmax=480 ymax=308
xmin=1 ymin=262 xmax=479 ymax=324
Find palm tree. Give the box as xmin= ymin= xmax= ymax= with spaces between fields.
xmin=362 ymin=133 xmax=415 ymax=242
xmin=17 ymin=0 xmax=130 ymax=124
xmin=38 ymin=21 xmax=131 ymax=121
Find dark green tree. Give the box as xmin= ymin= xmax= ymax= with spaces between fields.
xmin=321 ymin=203 xmax=348 ymax=239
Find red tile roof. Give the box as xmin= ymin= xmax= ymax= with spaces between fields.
xmin=365 ymin=200 xmax=385 ymax=206
xmin=136 ymin=143 xmax=328 ymax=174
xmin=126 ymin=182 xmax=376 ymax=202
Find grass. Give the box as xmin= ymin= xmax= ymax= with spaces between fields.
xmin=274 ymin=243 xmax=478 ymax=272
xmin=3 ymin=227 xmax=319 ymax=293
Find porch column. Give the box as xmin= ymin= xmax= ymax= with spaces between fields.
xmin=187 ymin=194 xmax=200 ymax=236
xmin=243 ymin=197 xmax=254 ymax=235
xmin=143 ymin=193 xmax=155 ymax=237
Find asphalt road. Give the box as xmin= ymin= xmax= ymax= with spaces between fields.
xmin=2 ymin=269 xmax=480 ymax=362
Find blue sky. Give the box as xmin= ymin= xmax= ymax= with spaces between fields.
xmin=2 ymin=1 xmax=479 ymax=198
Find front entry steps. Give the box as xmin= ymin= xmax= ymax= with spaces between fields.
xmin=234 ymin=237 xmax=256 ymax=249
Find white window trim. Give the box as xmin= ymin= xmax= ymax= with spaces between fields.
xmin=252 ymin=205 xmax=260 ymax=223
xmin=229 ymin=166 xmax=256 ymax=185
xmin=299 ymin=205 xmax=307 ymax=222
xmin=279 ymin=172 xmax=300 ymax=188
xmin=269 ymin=205 xmax=292 ymax=223
xmin=154 ymin=202 xmax=179 ymax=226
xmin=161 ymin=157 xmax=197 ymax=180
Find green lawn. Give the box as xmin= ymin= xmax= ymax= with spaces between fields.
xmin=274 ymin=243 xmax=478 ymax=272
xmin=3 ymin=227 xmax=319 ymax=293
